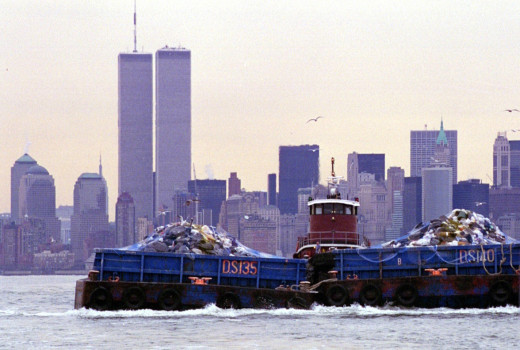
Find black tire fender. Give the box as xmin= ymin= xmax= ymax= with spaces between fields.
xmin=395 ymin=284 xmax=418 ymax=307
xmin=122 ymin=286 xmax=146 ymax=310
xmin=360 ymin=284 xmax=382 ymax=306
xmin=217 ymin=292 xmax=241 ymax=309
xmin=325 ymin=284 xmax=349 ymax=306
xmin=158 ymin=288 xmax=181 ymax=311
xmin=489 ymin=281 xmax=512 ymax=305
xmin=89 ymin=287 xmax=112 ymax=311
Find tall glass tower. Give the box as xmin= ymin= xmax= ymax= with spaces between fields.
xmin=118 ymin=52 xmax=153 ymax=221
xmin=278 ymin=145 xmax=319 ymax=214
xmin=155 ymin=46 xmax=191 ymax=212
xmin=410 ymin=121 xmax=457 ymax=184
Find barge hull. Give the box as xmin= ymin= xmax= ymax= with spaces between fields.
xmin=320 ymin=274 xmax=520 ymax=308
xmin=75 ymin=279 xmax=315 ymax=311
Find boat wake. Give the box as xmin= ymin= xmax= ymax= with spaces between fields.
xmin=2 ymin=303 xmax=519 ymax=319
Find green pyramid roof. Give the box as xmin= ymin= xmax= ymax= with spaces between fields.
xmin=15 ymin=153 xmax=37 ymax=164
xmin=436 ymin=120 xmax=448 ymax=146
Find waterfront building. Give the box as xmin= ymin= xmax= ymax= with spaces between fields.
xmin=155 ymin=46 xmax=191 ymax=211
xmin=10 ymin=153 xmax=37 ymax=224
xmin=279 ymin=145 xmax=319 ymax=214
xmin=118 ymin=51 xmax=154 ymax=221
xmin=18 ymin=165 xmax=61 ymax=244
xmin=70 ymin=173 xmax=110 ymax=266
xmin=56 ymin=205 xmax=73 ymax=245
xmin=410 ymin=121 xmax=457 ymax=184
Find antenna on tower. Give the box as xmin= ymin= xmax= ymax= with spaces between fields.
xmin=133 ymin=0 xmax=137 ymax=52
xmin=99 ymin=153 xmax=103 ymax=177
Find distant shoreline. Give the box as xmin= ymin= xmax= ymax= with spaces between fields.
xmin=0 ymin=270 xmax=86 ymax=276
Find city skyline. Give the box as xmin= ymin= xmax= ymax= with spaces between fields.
xmin=2 ymin=1 xmax=520 ymax=220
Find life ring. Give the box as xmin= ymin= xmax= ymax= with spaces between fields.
xmin=108 ymin=276 xmax=120 ymax=282
xmin=286 ymin=297 xmax=309 ymax=309
xmin=360 ymin=284 xmax=382 ymax=306
xmin=325 ymin=284 xmax=349 ymax=306
xmin=158 ymin=289 xmax=181 ymax=311
xmin=489 ymin=281 xmax=512 ymax=306
xmin=395 ymin=284 xmax=418 ymax=307
xmin=122 ymin=286 xmax=146 ymax=310
xmin=217 ymin=292 xmax=241 ymax=309
xmin=89 ymin=287 xmax=112 ymax=310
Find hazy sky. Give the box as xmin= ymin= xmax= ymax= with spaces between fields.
xmin=1 ymin=1 xmax=519 ymax=220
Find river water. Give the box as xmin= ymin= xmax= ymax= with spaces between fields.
xmin=0 ymin=275 xmax=519 ymax=349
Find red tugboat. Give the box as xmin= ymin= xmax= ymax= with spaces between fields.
xmin=294 ymin=157 xmax=362 ymax=258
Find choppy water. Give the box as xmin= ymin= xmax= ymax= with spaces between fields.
xmin=0 ymin=275 xmax=519 ymax=349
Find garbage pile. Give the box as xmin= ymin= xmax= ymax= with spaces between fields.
xmin=382 ymin=209 xmax=518 ymax=248
xmin=121 ymin=221 xmax=277 ymax=258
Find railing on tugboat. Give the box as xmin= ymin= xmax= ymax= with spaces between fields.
xmin=297 ymin=231 xmax=360 ymax=248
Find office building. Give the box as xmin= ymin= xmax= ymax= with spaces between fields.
xmin=188 ymin=179 xmax=226 ymax=226
xmin=228 ymin=172 xmax=241 ymax=197
xmin=18 ymin=164 xmax=61 ymax=244
xmin=268 ymin=173 xmax=277 ymax=206
xmin=410 ymin=121 xmax=457 ymax=184
xmin=422 ymin=167 xmax=452 ymax=222
xmin=156 ymin=46 xmax=191 ymax=211
xmin=403 ymin=177 xmax=422 ymax=232
xmin=279 ymin=145 xmax=319 ymax=214
xmin=115 ymin=192 xmax=136 ymax=247
xmin=70 ymin=173 xmax=110 ymax=266
xmin=510 ymin=140 xmax=520 ymax=188
xmin=11 ymin=153 xmax=37 ymax=224
xmin=493 ymin=132 xmax=510 ymax=188
xmin=118 ymin=52 xmax=154 ymax=220
xmin=358 ymin=154 xmax=385 ymax=182
xmin=453 ymin=179 xmax=489 ymax=217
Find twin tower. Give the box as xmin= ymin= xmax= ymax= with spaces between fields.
xmin=118 ymin=46 xmax=191 ymax=222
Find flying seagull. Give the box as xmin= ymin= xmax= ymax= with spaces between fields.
xmin=306 ymin=116 xmax=324 ymax=123
xmin=504 ymin=109 xmax=520 ymax=112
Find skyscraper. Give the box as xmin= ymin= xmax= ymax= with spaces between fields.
xmin=410 ymin=121 xmax=457 ymax=184
xmin=228 ymin=172 xmax=241 ymax=197
xmin=188 ymin=179 xmax=226 ymax=226
xmin=422 ymin=167 xmax=452 ymax=222
xmin=18 ymin=164 xmax=60 ymax=244
xmin=70 ymin=173 xmax=109 ymax=266
xmin=510 ymin=140 xmax=520 ymax=188
xmin=493 ymin=132 xmax=510 ymax=188
xmin=403 ymin=176 xmax=422 ymax=232
xmin=155 ymin=46 xmax=191 ymax=211
xmin=11 ymin=154 xmax=37 ymax=224
xmin=453 ymin=179 xmax=489 ymax=217
xmin=115 ymin=192 xmax=136 ymax=247
xmin=268 ymin=173 xmax=277 ymax=206
xmin=279 ymin=145 xmax=319 ymax=214
xmin=118 ymin=52 xmax=153 ymax=221
xmin=358 ymin=154 xmax=385 ymax=182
